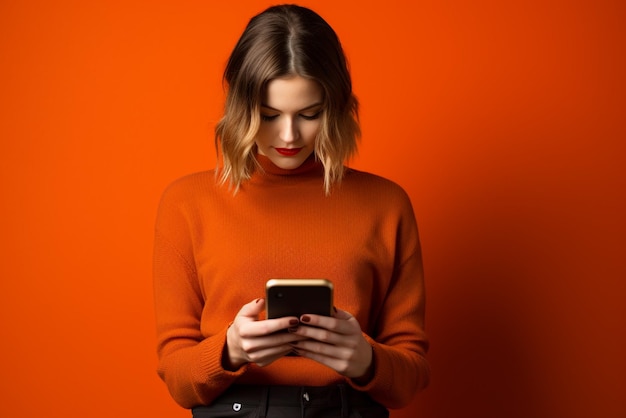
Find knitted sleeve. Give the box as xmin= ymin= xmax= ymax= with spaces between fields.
xmin=152 ymin=180 xmax=247 ymax=408
xmin=348 ymin=186 xmax=430 ymax=408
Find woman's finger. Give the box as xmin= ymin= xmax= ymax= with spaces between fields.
xmin=298 ymin=311 xmax=359 ymax=336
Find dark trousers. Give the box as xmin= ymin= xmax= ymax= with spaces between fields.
xmin=191 ymin=384 xmax=389 ymax=418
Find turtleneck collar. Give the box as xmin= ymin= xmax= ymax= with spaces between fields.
xmin=254 ymin=153 xmax=324 ymax=177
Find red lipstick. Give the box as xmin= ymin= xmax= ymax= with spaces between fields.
xmin=275 ymin=148 xmax=302 ymax=156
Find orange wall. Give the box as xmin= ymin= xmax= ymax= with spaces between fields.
xmin=0 ymin=1 xmax=624 ymax=417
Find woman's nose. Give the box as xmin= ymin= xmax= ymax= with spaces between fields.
xmin=279 ymin=118 xmax=299 ymax=143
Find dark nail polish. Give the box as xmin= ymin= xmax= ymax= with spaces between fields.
xmin=289 ymin=319 xmax=299 ymax=326
xmin=301 ymin=315 xmax=311 ymax=323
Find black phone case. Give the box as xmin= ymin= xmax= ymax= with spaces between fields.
xmin=266 ymin=280 xmax=333 ymax=318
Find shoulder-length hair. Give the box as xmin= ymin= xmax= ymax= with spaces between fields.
xmin=215 ymin=4 xmax=360 ymax=194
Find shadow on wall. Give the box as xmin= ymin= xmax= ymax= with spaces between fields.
xmin=425 ymin=238 xmax=540 ymax=418
xmin=407 ymin=173 xmax=568 ymax=418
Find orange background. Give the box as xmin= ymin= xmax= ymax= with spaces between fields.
xmin=1 ymin=1 xmax=624 ymax=417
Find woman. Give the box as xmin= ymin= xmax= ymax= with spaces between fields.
xmin=153 ymin=4 xmax=429 ymax=417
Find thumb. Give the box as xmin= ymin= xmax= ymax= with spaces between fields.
xmin=333 ymin=307 xmax=354 ymax=320
xmin=237 ymin=298 xmax=266 ymax=319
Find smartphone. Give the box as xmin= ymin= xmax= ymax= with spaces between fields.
xmin=265 ymin=279 xmax=334 ymax=319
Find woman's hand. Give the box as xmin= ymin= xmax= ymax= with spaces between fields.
xmin=224 ymin=298 xmax=306 ymax=370
xmin=289 ymin=308 xmax=374 ymax=382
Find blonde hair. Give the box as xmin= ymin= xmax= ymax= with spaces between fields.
xmin=215 ymin=4 xmax=360 ymax=194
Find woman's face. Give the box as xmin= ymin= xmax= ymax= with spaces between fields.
xmin=255 ymin=76 xmax=323 ymax=170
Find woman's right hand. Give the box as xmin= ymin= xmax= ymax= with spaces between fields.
xmin=224 ymin=298 xmax=304 ymax=370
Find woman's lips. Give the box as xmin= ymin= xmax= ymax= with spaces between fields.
xmin=275 ymin=147 xmax=302 ymax=156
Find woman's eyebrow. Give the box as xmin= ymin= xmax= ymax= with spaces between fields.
xmin=260 ymin=102 xmax=323 ymax=112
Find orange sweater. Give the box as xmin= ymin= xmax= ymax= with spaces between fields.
xmin=153 ymin=155 xmax=429 ymax=409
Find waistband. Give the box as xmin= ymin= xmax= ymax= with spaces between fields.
xmin=212 ymin=384 xmax=378 ymax=408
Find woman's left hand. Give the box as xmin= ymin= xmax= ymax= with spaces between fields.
xmin=289 ymin=308 xmax=373 ymax=381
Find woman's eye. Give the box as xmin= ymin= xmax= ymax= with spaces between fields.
xmin=300 ymin=111 xmax=322 ymax=121
xmin=261 ymin=114 xmax=279 ymax=122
